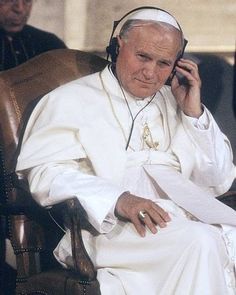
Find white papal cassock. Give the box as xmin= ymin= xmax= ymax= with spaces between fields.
xmin=16 ymin=65 xmax=236 ymax=294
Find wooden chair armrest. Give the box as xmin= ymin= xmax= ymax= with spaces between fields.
xmin=50 ymin=198 xmax=97 ymax=282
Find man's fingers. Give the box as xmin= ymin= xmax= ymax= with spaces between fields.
xmin=150 ymin=203 xmax=171 ymax=223
xmin=148 ymin=211 xmax=168 ymax=228
xmin=133 ymin=202 xmax=171 ymax=236
xmin=135 ymin=204 xmax=171 ymax=236
xmin=138 ymin=208 xmax=168 ymax=232
xmin=176 ymin=59 xmax=201 ymax=84
xmin=140 ymin=213 xmax=158 ymax=234
xmin=115 ymin=193 xmax=171 ymax=237
xmin=132 ymin=216 xmax=146 ymax=237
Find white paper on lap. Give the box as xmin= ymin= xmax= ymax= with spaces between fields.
xmin=143 ymin=165 xmax=236 ymax=226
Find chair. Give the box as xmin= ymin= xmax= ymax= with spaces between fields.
xmin=0 ymin=48 xmax=107 ymax=295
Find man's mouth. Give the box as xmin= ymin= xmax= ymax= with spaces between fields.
xmin=135 ymin=78 xmax=155 ymax=85
xmin=9 ymin=19 xmax=24 ymax=25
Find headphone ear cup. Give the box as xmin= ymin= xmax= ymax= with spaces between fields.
xmin=106 ymin=37 xmax=119 ymax=63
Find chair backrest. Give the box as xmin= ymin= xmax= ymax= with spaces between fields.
xmin=0 ymin=49 xmax=108 ymax=283
xmin=0 ymin=48 xmax=107 ymax=174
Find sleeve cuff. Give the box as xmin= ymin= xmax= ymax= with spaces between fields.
xmin=182 ymin=105 xmax=210 ymax=130
xmin=100 ymin=203 xmax=118 ymax=233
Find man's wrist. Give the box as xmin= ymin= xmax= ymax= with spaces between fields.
xmin=114 ymin=191 xmax=130 ymax=218
xmin=183 ymin=104 xmax=204 ymax=118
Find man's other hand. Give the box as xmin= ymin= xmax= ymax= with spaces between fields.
xmin=115 ymin=192 xmax=171 ymax=237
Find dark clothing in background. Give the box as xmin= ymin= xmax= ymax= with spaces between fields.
xmin=0 ymin=24 xmax=66 ymax=71
xmin=0 ymin=23 xmax=66 ymax=294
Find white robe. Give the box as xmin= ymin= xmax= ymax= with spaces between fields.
xmin=16 ymin=65 xmax=236 ymax=294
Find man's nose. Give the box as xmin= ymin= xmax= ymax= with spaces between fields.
xmin=142 ymin=63 xmax=157 ymax=80
xmin=12 ymin=0 xmax=26 ymax=13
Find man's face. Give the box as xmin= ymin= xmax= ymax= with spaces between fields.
xmin=116 ymin=23 xmax=182 ymax=99
xmin=0 ymin=0 xmax=32 ymax=33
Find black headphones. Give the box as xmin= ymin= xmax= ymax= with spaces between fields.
xmin=106 ymin=6 xmax=188 ymax=64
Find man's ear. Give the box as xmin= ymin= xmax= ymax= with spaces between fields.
xmin=117 ymin=35 xmax=122 ymax=48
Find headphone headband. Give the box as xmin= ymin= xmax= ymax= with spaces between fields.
xmin=110 ymin=6 xmax=182 ymax=38
xmin=106 ymin=6 xmax=187 ymax=63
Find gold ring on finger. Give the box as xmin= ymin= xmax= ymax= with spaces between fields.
xmin=138 ymin=210 xmax=147 ymax=220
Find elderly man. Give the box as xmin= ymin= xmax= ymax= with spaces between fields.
xmin=0 ymin=0 xmax=66 ymax=71
xmin=16 ymin=7 xmax=236 ymax=295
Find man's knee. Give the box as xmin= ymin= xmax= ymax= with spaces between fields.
xmin=188 ymin=222 xmax=226 ymax=256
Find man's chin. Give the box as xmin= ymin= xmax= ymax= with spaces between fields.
xmin=129 ymin=89 xmax=158 ymax=99
xmin=131 ymin=82 xmax=161 ymax=98
xmin=4 ymin=23 xmax=25 ymax=34
xmin=136 ymin=86 xmax=161 ymax=99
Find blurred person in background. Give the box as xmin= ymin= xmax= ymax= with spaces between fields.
xmin=0 ymin=0 xmax=66 ymax=294
xmin=0 ymin=0 xmax=66 ymax=71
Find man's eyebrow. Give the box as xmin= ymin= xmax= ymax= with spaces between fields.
xmin=136 ymin=50 xmax=150 ymax=56
xmin=135 ymin=49 xmax=174 ymax=65
xmin=160 ymin=58 xmax=173 ymax=65
xmin=149 ymin=55 xmax=173 ymax=65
